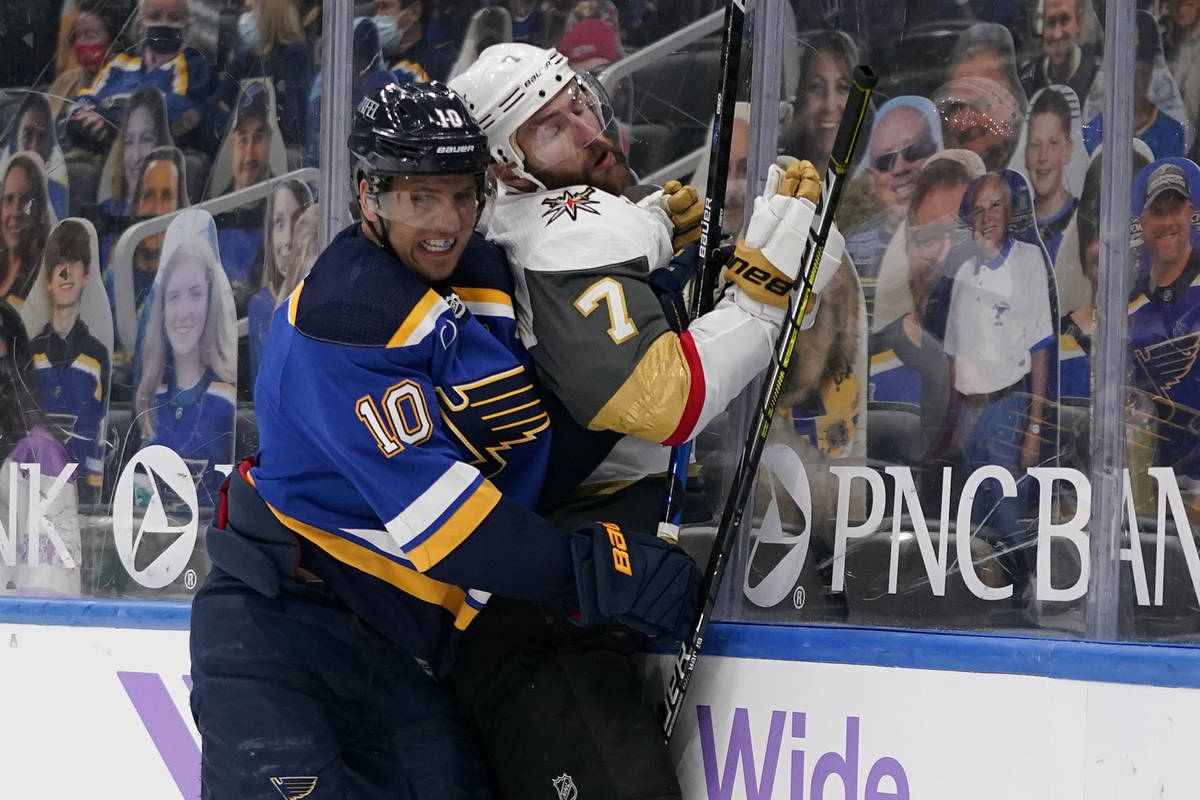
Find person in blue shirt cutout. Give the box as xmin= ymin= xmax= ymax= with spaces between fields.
xmin=208 ymin=0 xmax=313 ymax=153
xmin=188 ymin=81 xmax=700 ymax=800
xmin=5 ymin=93 xmax=70 ymax=222
xmin=1083 ymin=11 xmax=1186 ymax=160
xmin=1025 ymin=87 xmax=1078 ymax=262
xmin=67 ymin=0 xmax=214 ymax=152
xmin=245 ymin=177 xmax=312 ymax=387
xmin=0 ymin=153 xmax=53 ymax=308
xmin=28 ymin=220 xmax=109 ymax=503
xmin=134 ymin=211 xmax=237 ymax=508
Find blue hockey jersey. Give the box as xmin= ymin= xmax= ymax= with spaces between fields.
xmin=1128 ymin=247 xmax=1200 ymax=476
xmin=248 ymin=225 xmax=579 ymax=674
xmin=76 ymin=49 xmax=214 ymax=145
xmin=148 ymin=369 xmax=236 ymax=507
xmin=30 ymin=319 xmax=108 ymax=490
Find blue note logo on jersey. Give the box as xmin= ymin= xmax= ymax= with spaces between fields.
xmin=436 ymin=365 xmax=549 ymax=477
xmin=271 ymin=776 xmax=318 ymax=799
xmin=1134 ymin=331 xmax=1200 ymax=395
xmin=541 ymin=187 xmax=601 ymax=225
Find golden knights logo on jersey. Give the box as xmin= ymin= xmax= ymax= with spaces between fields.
xmin=541 ymin=187 xmax=601 ymax=224
xmin=436 ymin=365 xmax=549 ymax=478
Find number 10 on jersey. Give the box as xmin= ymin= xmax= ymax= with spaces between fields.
xmin=356 ymin=380 xmax=433 ymax=456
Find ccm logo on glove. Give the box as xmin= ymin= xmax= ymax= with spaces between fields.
xmin=601 ymin=521 xmax=633 ymax=575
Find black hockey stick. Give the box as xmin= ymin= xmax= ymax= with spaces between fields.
xmin=658 ymin=0 xmax=747 ymax=542
xmin=662 ymin=66 xmax=877 ymax=739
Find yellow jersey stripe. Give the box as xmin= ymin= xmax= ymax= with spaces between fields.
xmin=174 ymin=52 xmax=188 ymax=94
xmin=452 ymin=287 xmax=513 ymax=307
xmin=73 ymin=353 xmax=103 ymax=401
xmin=287 ymin=280 xmax=305 ymax=326
xmin=387 ymin=290 xmax=444 ymax=348
xmin=251 ymin=481 xmax=480 ymax=628
xmin=407 ymin=480 xmax=501 ymax=572
xmin=870 ymin=348 xmax=897 ymax=367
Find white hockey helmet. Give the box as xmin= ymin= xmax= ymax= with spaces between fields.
xmin=449 ymin=42 xmax=614 ymax=188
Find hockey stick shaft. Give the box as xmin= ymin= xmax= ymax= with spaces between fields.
xmin=662 ymin=66 xmax=877 ymax=739
xmin=659 ymin=0 xmax=747 ymax=542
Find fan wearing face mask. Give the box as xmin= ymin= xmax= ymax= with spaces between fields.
xmin=48 ymin=0 xmax=136 ymax=120
xmin=67 ymin=0 xmax=215 ymax=152
xmin=374 ymin=0 xmax=450 ymax=84
xmin=209 ymin=0 xmax=313 ymax=152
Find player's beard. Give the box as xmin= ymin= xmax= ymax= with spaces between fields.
xmin=587 ymin=136 xmax=630 ymax=196
xmin=528 ymin=135 xmax=630 ymax=196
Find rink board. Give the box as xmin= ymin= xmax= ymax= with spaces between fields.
xmin=1 ymin=605 xmax=1199 ymax=799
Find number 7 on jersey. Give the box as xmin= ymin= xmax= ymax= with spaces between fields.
xmin=574 ymin=277 xmax=639 ymax=344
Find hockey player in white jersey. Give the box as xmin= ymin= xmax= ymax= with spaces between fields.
xmin=451 ymin=44 xmax=845 ymax=491
xmin=447 ymin=44 xmax=846 ymax=800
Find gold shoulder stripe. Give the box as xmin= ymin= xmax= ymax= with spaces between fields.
xmin=387 ymin=290 xmax=444 ymax=348
xmin=287 ymin=279 xmax=305 ymax=326
xmin=589 ymin=332 xmax=690 ymax=442
xmin=452 ymin=287 xmax=513 ymax=307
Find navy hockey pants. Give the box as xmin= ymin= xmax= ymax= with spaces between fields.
xmin=190 ymin=567 xmax=492 ymax=800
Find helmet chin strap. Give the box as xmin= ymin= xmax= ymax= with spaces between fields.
xmin=367 ymin=205 xmax=405 ymax=266
xmin=511 ymin=163 xmax=547 ymax=191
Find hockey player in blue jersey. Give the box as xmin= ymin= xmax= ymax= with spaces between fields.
xmin=188 ymin=81 xmax=701 ymax=799
xmin=29 ymin=220 xmax=109 ymax=500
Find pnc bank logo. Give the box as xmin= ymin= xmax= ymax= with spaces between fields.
xmin=112 ymin=446 xmax=199 ymax=589
xmin=743 ymin=444 xmax=814 ymax=608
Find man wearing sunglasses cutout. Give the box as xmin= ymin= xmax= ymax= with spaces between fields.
xmin=847 ymin=96 xmax=942 ymax=304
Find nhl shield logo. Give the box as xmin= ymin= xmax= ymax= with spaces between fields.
xmin=552 ymin=773 xmax=578 ymax=800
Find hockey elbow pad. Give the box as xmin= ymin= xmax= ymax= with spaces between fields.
xmin=569 ymin=522 xmax=701 ymax=641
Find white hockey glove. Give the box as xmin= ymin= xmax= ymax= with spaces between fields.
xmin=724 ymin=160 xmax=820 ymax=313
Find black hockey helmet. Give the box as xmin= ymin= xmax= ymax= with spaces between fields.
xmin=349 ymin=79 xmax=490 ymax=196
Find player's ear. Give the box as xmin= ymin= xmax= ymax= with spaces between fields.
xmin=358 ymin=178 xmax=379 ymax=224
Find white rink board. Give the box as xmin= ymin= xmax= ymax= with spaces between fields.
xmin=2 ymin=621 xmax=1200 ymax=799
xmin=654 ymin=653 xmax=1200 ymax=799
xmin=0 ymin=624 xmax=195 ymax=800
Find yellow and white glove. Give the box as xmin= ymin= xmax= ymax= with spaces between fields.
xmin=724 ymin=160 xmax=821 ymax=308
xmin=660 ymin=180 xmax=703 ymax=249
